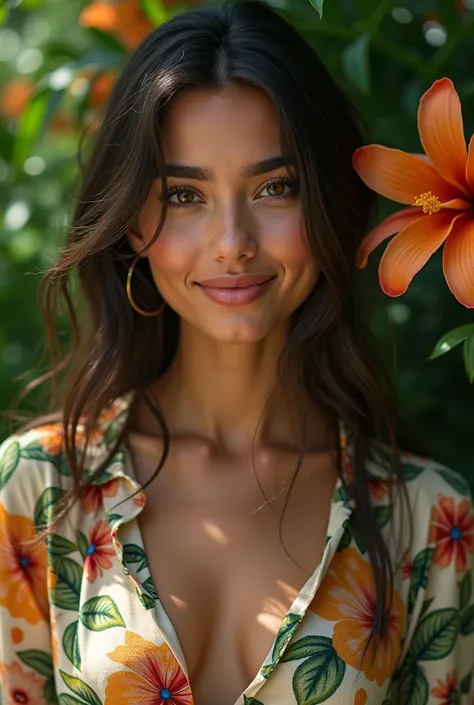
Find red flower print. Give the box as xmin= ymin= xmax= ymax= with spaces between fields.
xmin=105 ymin=631 xmax=194 ymax=705
xmin=0 ymin=661 xmax=47 ymax=704
xmin=368 ymin=478 xmax=390 ymax=500
xmin=429 ymin=493 xmax=474 ymax=572
xmin=84 ymin=519 xmax=115 ymax=583
xmin=431 ymin=671 xmax=458 ymax=703
xmin=401 ymin=555 xmax=412 ymax=581
xmin=81 ymin=479 xmax=119 ymax=514
xmin=0 ymin=502 xmax=48 ymax=624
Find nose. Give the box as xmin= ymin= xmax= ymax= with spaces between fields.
xmin=210 ymin=201 xmax=258 ymax=263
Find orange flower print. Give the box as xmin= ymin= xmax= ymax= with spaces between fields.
xmin=132 ymin=491 xmax=146 ymax=508
xmin=309 ymin=547 xmax=405 ymax=686
xmin=84 ymin=519 xmax=115 ymax=583
xmin=368 ymin=478 xmax=390 ymax=501
xmin=429 ymin=493 xmax=474 ymax=572
xmin=0 ymin=661 xmax=47 ymax=705
xmin=431 ymin=671 xmax=459 ymax=703
xmin=36 ymin=423 xmax=64 ymax=456
xmin=354 ymin=688 xmax=368 ymax=705
xmin=0 ymin=502 xmax=48 ymax=624
xmin=81 ymin=479 xmax=119 ymax=514
xmin=105 ymin=631 xmax=194 ymax=705
xmin=353 ymin=78 xmax=474 ymax=307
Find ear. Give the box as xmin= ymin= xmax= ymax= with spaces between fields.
xmin=127 ymin=226 xmax=146 ymax=256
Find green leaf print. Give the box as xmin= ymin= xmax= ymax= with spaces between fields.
xmin=77 ymin=531 xmax=89 ymax=561
xmin=260 ymin=613 xmax=303 ymax=677
xmin=459 ymin=572 xmax=472 ymax=611
xmin=48 ymin=534 xmax=77 ymax=557
xmin=106 ymin=513 xmax=123 ymax=527
xmin=63 ymin=621 xmax=82 ymax=670
xmin=60 ymin=672 xmax=101 ymax=705
xmin=50 ymin=557 xmax=83 ymax=611
xmin=291 ymin=645 xmax=346 ymax=704
xmin=401 ymin=463 xmax=424 ymax=482
xmin=409 ymin=608 xmax=459 ymax=661
xmin=17 ymin=649 xmax=54 ymax=677
xmin=43 ymin=676 xmax=59 ymax=705
xmin=398 ymin=662 xmax=429 ymax=705
xmin=122 ymin=542 xmax=148 ymax=571
xmin=408 ymin=548 xmax=434 ymax=613
xmin=137 ymin=591 xmax=156 ymax=610
xmin=58 ymin=696 xmax=86 ymax=705
xmin=419 ymin=598 xmax=434 ymax=620
xmin=79 ymin=595 xmax=125 ymax=631
xmin=461 ymin=671 xmax=473 ymax=694
xmin=243 ymin=697 xmax=264 ymax=705
xmin=336 ymin=524 xmax=352 ymax=552
xmin=0 ymin=440 xmax=20 ymax=490
xmin=20 ymin=441 xmax=55 ymax=463
xmin=282 ymin=635 xmax=335 ymax=662
xmin=374 ymin=505 xmax=391 ymax=528
xmin=460 ymin=605 xmax=474 ymax=636
xmin=34 ymin=487 xmax=66 ymax=528
xmin=142 ymin=576 xmax=158 ymax=600
xmin=436 ymin=468 xmax=470 ymax=496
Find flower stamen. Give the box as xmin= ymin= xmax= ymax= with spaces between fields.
xmin=413 ymin=191 xmax=442 ymax=215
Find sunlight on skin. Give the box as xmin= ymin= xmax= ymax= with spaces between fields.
xmin=170 ymin=594 xmax=187 ymax=610
xmin=257 ymin=581 xmax=299 ymax=633
xmin=201 ymin=521 xmax=229 ymax=546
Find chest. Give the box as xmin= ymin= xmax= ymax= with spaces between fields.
xmin=127 ymin=437 xmax=337 ymax=705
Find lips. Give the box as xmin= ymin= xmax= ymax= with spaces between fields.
xmin=197 ymin=274 xmax=275 ymax=288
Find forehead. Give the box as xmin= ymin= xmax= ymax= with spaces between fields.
xmin=159 ymin=84 xmax=283 ymax=165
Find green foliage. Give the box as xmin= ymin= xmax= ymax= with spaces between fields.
xmin=0 ymin=0 xmax=473 ymax=486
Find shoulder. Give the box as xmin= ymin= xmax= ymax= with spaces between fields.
xmin=0 ymin=423 xmax=72 ymax=519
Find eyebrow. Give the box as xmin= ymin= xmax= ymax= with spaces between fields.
xmin=164 ymin=156 xmax=294 ymax=182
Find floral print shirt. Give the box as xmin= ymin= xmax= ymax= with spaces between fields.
xmin=0 ymin=392 xmax=473 ymax=705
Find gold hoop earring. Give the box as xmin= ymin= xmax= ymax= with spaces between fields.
xmin=126 ymin=254 xmax=166 ymax=317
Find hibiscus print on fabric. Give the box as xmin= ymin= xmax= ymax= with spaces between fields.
xmin=0 ymin=502 xmax=48 ymax=624
xmin=81 ymin=479 xmax=119 ymax=514
xmin=105 ymin=631 xmax=194 ymax=704
xmin=0 ymin=661 xmax=47 ymax=705
xmin=309 ymin=546 xmax=405 ymax=686
xmin=84 ymin=519 xmax=115 ymax=583
xmin=431 ymin=670 xmax=459 ymax=703
xmin=429 ymin=493 xmax=474 ymax=572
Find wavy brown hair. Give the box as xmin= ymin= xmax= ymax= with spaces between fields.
xmin=13 ymin=0 xmax=405 ymax=661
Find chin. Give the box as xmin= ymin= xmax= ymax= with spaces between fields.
xmin=202 ymin=317 xmax=274 ymax=343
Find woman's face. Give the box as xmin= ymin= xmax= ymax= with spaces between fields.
xmin=134 ymin=84 xmax=319 ymax=343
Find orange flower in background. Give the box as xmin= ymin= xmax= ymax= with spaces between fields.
xmin=105 ymin=631 xmax=194 ymax=705
xmin=0 ymin=78 xmax=34 ymax=120
xmin=79 ymin=0 xmax=154 ymax=50
xmin=0 ymin=661 xmax=47 ymax=705
xmin=429 ymin=493 xmax=474 ymax=572
xmin=431 ymin=671 xmax=459 ymax=703
xmin=0 ymin=502 xmax=48 ymax=625
xmin=84 ymin=519 xmax=115 ymax=583
xmin=309 ymin=546 xmax=405 ymax=686
xmin=88 ymin=72 xmax=116 ymax=108
xmin=353 ymin=78 xmax=474 ymax=308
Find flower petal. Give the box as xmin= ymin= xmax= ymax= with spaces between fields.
xmin=357 ymin=208 xmax=422 ymax=268
xmin=466 ymin=134 xmax=474 ymax=194
xmin=379 ymin=211 xmax=456 ymax=296
xmin=352 ymin=146 xmax=459 ymax=205
xmin=418 ymin=78 xmax=469 ymax=195
xmin=442 ymin=213 xmax=474 ymax=308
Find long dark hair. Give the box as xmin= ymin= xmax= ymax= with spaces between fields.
xmin=17 ymin=0 xmax=404 ymax=662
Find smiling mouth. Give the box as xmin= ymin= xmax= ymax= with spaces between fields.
xmin=196 ymin=276 xmax=276 ymax=306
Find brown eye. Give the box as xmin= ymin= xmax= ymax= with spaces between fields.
xmin=177 ymin=189 xmax=194 ymax=204
xmin=267 ymin=182 xmax=285 ymax=196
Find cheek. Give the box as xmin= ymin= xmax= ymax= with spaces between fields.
xmin=146 ymin=228 xmax=198 ymax=286
xmin=262 ymin=213 xmax=315 ymax=271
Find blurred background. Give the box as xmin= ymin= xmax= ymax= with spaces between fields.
xmin=0 ymin=0 xmax=473 ymax=482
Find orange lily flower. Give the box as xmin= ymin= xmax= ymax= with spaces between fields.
xmin=352 ymin=78 xmax=474 ymax=308
xmin=79 ymin=0 xmax=154 ymax=51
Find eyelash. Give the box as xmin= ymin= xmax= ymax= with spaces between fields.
xmin=161 ymin=176 xmax=300 ymax=209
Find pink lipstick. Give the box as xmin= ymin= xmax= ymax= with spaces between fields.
xmin=196 ymin=274 xmax=276 ymax=307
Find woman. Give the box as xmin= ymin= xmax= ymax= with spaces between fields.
xmin=0 ymin=1 xmax=473 ymax=703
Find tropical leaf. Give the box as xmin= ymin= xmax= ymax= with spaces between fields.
xmin=402 ymin=464 xmax=424 ymax=482
xmin=409 ymin=608 xmax=459 ymax=661
xmin=243 ymin=697 xmax=264 ymax=705
xmin=47 ymin=534 xmax=77 ymax=557
xmin=43 ymin=675 xmax=58 ymax=704
xmin=59 ymin=672 xmax=101 ymax=705
xmin=79 ymin=595 xmax=125 ymax=631
xmin=436 ymin=468 xmax=470 ymax=496
xmin=341 ymin=33 xmax=371 ymax=95
xmin=77 ymin=531 xmax=89 ymax=561
xmin=398 ymin=662 xmax=429 ymax=705
xmin=374 ymin=505 xmax=391 ymax=528
xmin=34 ymin=487 xmax=65 ymax=529
xmin=142 ymin=577 xmax=158 ymax=600
xmin=282 ymin=635 xmax=334 ymax=662
xmin=460 ymin=605 xmax=474 ymax=636
xmin=270 ymin=613 xmax=302 ymax=663
xmin=17 ymin=649 xmax=54 ymax=677
xmin=291 ymin=644 xmax=346 ymax=704
xmin=464 ymin=331 xmax=474 ymax=383
xmin=122 ymin=543 xmax=148 ymax=571
xmin=461 ymin=672 xmax=473 ymax=694
xmin=460 ymin=572 xmax=472 ymax=612
xmin=20 ymin=442 xmax=54 ymax=463
xmin=0 ymin=440 xmax=20 ymax=490
xmin=63 ymin=621 xmax=81 ymax=670
xmin=50 ymin=557 xmax=83 ymax=611
xmin=140 ymin=0 xmax=167 ymax=24
xmin=429 ymin=324 xmax=474 ymax=360
xmin=408 ymin=548 xmax=434 ymax=613
xmin=308 ymin=0 xmax=324 ymax=18
xmin=58 ymin=695 xmax=85 ymax=705
xmin=137 ymin=590 xmax=156 ymax=610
